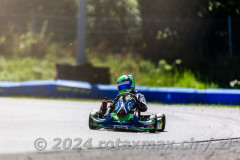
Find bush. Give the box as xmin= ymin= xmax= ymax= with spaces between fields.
xmin=0 ymin=24 xmax=218 ymax=88
xmin=0 ymin=22 xmax=75 ymax=58
xmin=0 ymin=56 xmax=54 ymax=81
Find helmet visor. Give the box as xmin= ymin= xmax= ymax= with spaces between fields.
xmin=118 ymin=83 xmax=131 ymax=92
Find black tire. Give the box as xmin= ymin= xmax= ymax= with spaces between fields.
xmin=149 ymin=114 xmax=157 ymax=133
xmin=157 ymin=114 xmax=166 ymax=132
xmin=89 ymin=113 xmax=97 ymax=130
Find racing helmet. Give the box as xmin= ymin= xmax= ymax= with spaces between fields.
xmin=117 ymin=75 xmax=135 ymax=94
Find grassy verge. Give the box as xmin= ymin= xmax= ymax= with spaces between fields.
xmin=0 ymin=55 xmax=75 ymax=81
xmin=0 ymin=53 xmax=218 ymax=89
xmin=87 ymin=52 xmax=218 ymax=89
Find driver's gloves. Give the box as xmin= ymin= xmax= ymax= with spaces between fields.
xmin=135 ymin=102 xmax=147 ymax=112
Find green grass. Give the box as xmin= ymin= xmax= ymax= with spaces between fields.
xmin=0 ymin=52 xmax=218 ymax=89
xmin=0 ymin=56 xmax=55 ymax=81
xmin=0 ymin=24 xmax=76 ymax=81
xmin=87 ymin=52 xmax=218 ymax=89
xmin=0 ymin=25 xmax=218 ymax=88
xmin=0 ymin=55 xmax=75 ymax=81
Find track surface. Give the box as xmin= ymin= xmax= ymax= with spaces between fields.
xmin=0 ymin=97 xmax=240 ymax=154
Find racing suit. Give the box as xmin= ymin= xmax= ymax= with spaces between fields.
xmin=100 ymin=91 xmax=147 ymax=117
xmin=132 ymin=91 xmax=147 ymax=112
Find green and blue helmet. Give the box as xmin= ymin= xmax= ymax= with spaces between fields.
xmin=117 ymin=75 xmax=135 ymax=94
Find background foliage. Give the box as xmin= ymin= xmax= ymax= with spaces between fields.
xmin=0 ymin=0 xmax=239 ymax=88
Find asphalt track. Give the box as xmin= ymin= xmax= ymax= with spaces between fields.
xmin=0 ymin=97 xmax=240 ymax=159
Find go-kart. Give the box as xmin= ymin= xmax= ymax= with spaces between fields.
xmin=89 ymin=93 xmax=166 ymax=133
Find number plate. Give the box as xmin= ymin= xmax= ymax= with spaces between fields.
xmin=114 ymin=125 xmax=128 ymax=129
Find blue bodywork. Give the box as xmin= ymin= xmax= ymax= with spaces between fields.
xmin=89 ymin=97 xmax=156 ymax=131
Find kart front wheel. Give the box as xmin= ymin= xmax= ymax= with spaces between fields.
xmin=89 ymin=113 xmax=97 ymax=130
xmin=157 ymin=114 xmax=166 ymax=132
xmin=149 ymin=115 xmax=157 ymax=133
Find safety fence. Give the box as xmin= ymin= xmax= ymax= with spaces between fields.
xmin=0 ymin=80 xmax=240 ymax=105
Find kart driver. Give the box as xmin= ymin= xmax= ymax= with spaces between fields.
xmin=100 ymin=75 xmax=147 ymax=117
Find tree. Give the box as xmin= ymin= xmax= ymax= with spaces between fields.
xmin=86 ymin=0 xmax=141 ymax=52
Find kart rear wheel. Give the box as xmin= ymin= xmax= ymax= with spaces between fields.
xmin=89 ymin=113 xmax=97 ymax=130
xmin=149 ymin=114 xmax=157 ymax=133
xmin=157 ymin=114 xmax=166 ymax=132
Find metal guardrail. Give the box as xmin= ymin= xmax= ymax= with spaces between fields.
xmin=0 ymin=80 xmax=240 ymax=105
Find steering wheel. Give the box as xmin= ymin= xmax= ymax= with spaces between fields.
xmin=113 ymin=93 xmax=139 ymax=106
